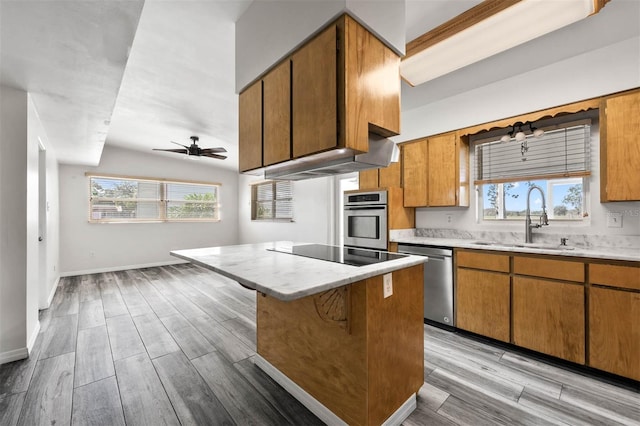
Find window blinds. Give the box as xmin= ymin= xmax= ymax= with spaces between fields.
xmin=475 ymin=123 xmax=591 ymax=184
xmin=252 ymin=180 xmax=293 ymax=220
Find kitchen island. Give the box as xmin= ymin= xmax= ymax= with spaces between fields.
xmin=171 ymin=242 xmax=427 ymax=426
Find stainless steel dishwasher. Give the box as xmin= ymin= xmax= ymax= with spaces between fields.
xmin=397 ymin=244 xmax=454 ymax=329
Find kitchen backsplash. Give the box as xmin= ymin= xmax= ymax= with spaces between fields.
xmin=392 ymin=228 xmax=640 ymax=249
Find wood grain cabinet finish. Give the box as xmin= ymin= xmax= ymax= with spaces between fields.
xmin=600 ymin=89 xmax=640 ymax=201
xmin=456 ymin=250 xmax=509 ymax=273
xmin=589 ymin=286 xmax=640 ymax=380
xmin=590 ymin=263 xmax=640 ymax=291
xmin=263 ymin=60 xmax=291 ymax=166
xmin=257 ymin=265 xmax=424 ymax=425
xmin=238 ymin=14 xmax=401 ymax=174
xmin=401 ymin=132 xmax=469 ymax=207
xmin=292 ymin=24 xmax=337 ymax=158
xmin=513 ymin=256 xmax=584 ymax=282
xmin=456 ymin=268 xmax=510 ymax=343
xmin=358 ymin=146 xmax=403 ymax=190
xmin=238 ymin=81 xmax=263 ymax=172
xmin=512 ymin=276 xmax=585 ymax=364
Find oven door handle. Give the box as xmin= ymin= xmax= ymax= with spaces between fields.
xmin=344 ymin=206 xmax=386 ymax=211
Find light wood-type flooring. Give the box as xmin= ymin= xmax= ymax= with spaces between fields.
xmin=0 ymin=264 xmax=638 ymax=425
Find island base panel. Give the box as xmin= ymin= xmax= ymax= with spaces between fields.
xmin=257 ymin=265 xmax=424 ymax=425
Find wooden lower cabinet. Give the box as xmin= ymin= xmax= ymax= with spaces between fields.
xmin=456 ymin=268 xmax=510 ymax=342
xmin=513 ymin=277 xmax=585 ymax=364
xmin=589 ymin=286 xmax=640 ymax=381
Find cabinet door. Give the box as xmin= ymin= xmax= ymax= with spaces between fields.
xmin=589 ymin=286 xmax=640 ymax=380
xmin=292 ymin=24 xmax=337 ymax=158
xmin=402 ymin=139 xmax=428 ymax=207
xmin=601 ymin=90 xmax=640 ymax=201
xmin=263 ymin=60 xmax=291 ymax=166
xmin=358 ymin=169 xmax=379 ymax=190
xmin=456 ymin=268 xmax=510 ymax=342
xmin=513 ymin=277 xmax=585 ymax=364
xmin=428 ymin=133 xmax=457 ymax=206
xmin=379 ymin=160 xmax=401 ymax=188
xmin=238 ymin=80 xmax=263 ymax=172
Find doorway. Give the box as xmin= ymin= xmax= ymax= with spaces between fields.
xmin=334 ymin=173 xmax=359 ymax=246
xmin=38 ymin=140 xmax=48 ymax=309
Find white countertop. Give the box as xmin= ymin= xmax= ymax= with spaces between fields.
xmin=171 ymin=242 xmax=427 ymax=301
xmin=391 ymin=235 xmax=640 ymax=262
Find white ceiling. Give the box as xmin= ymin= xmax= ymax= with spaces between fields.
xmin=1 ymin=0 xmax=637 ymax=171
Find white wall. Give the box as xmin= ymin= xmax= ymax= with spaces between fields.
xmin=59 ymin=145 xmax=239 ymax=276
xmin=238 ymin=174 xmax=333 ymax=245
xmin=235 ymin=0 xmax=405 ymax=91
xmin=0 ymin=86 xmax=42 ymax=363
xmin=398 ymin=37 xmax=640 ymax=238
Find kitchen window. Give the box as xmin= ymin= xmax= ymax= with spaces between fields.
xmin=88 ymin=174 xmax=221 ymax=223
xmin=251 ymin=180 xmax=293 ymax=221
xmin=474 ymin=118 xmax=591 ymax=222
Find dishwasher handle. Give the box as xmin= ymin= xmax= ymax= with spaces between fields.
xmin=397 ymin=244 xmax=452 ymax=258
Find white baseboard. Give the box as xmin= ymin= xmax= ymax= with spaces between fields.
xmin=382 ymin=393 xmax=417 ymax=426
xmin=42 ymin=276 xmax=60 ymax=309
xmin=60 ymin=259 xmax=188 ymax=277
xmin=27 ymin=321 xmax=40 ymax=355
xmin=0 ymin=347 xmax=29 ymax=365
xmin=255 ymin=355 xmax=348 ymax=426
xmin=255 ymin=355 xmax=418 ymax=426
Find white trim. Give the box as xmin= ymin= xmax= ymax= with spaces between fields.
xmin=382 ymin=393 xmax=417 ymax=426
xmin=60 ymin=259 xmax=188 ymax=277
xmin=254 ymin=355 xmax=417 ymax=426
xmin=0 ymin=347 xmax=29 ymax=365
xmin=27 ymin=321 xmax=41 ymax=354
xmin=255 ymin=355 xmax=348 ymax=426
xmin=43 ymin=276 xmax=60 ymax=308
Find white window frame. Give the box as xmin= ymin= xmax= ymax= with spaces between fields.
xmin=251 ymin=180 xmax=294 ymax=222
xmin=87 ymin=173 xmax=221 ymax=223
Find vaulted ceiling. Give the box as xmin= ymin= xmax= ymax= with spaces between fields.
xmin=1 ymin=0 xmax=637 ymax=171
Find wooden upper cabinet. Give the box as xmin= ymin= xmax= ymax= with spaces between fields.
xmin=238 ymin=80 xmax=263 ymax=172
xmin=402 ymin=132 xmax=469 ymax=207
xmin=292 ymin=24 xmax=338 ymax=158
xmin=263 ymin=60 xmax=291 ymax=166
xmin=358 ymin=168 xmax=379 ymax=190
xmin=600 ymin=89 xmax=640 ymax=201
xmin=428 ymin=132 xmax=457 ymax=206
xmin=238 ymin=14 xmax=401 ymax=173
xmin=402 ymin=139 xmax=428 ymax=207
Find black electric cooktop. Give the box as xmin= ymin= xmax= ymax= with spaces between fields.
xmin=268 ymin=244 xmax=407 ymax=267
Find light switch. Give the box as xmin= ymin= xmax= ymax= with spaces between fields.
xmin=383 ymin=273 xmax=393 ymax=298
xmin=607 ymin=212 xmax=622 ymax=228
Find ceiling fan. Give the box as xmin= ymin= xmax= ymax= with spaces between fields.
xmin=153 ymin=136 xmax=227 ymax=160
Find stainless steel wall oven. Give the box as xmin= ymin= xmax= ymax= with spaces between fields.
xmin=343 ymin=190 xmax=388 ymax=250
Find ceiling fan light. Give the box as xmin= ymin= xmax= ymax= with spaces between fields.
xmin=515 ymin=131 xmax=526 ymax=142
xmin=500 ymin=135 xmax=511 ymax=143
xmin=533 ymin=128 xmax=545 ymax=138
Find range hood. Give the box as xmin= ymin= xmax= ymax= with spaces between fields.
xmin=264 ymin=135 xmax=399 ymax=181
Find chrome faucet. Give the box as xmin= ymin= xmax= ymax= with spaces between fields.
xmin=525 ymin=184 xmax=549 ymax=243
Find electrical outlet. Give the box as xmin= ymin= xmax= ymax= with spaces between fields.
xmin=607 ymin=212 xmax=622 ymax=228
xmin=446 ymin=214 xmax=453 ymax=223
xmin=383 ymin=273 xmax=393 ymax=298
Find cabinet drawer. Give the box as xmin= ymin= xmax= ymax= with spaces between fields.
xmin=456 ymin=250 xmax=509 ymax=272
xmin=513 ymin=256 xmax=584 ymax=282
xmin=590 ymin=263 xmax=640 ymax=291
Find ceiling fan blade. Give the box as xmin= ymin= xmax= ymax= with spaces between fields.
xmin=200 ymin=147 xmax=227 ymax=153
xmin=170 ymin=141 xmax=190 ymax=149
xmin=201 ymin=152 xmax=227 ymax=160
xmin=153 ymin=148 xmax=188 ymax=154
